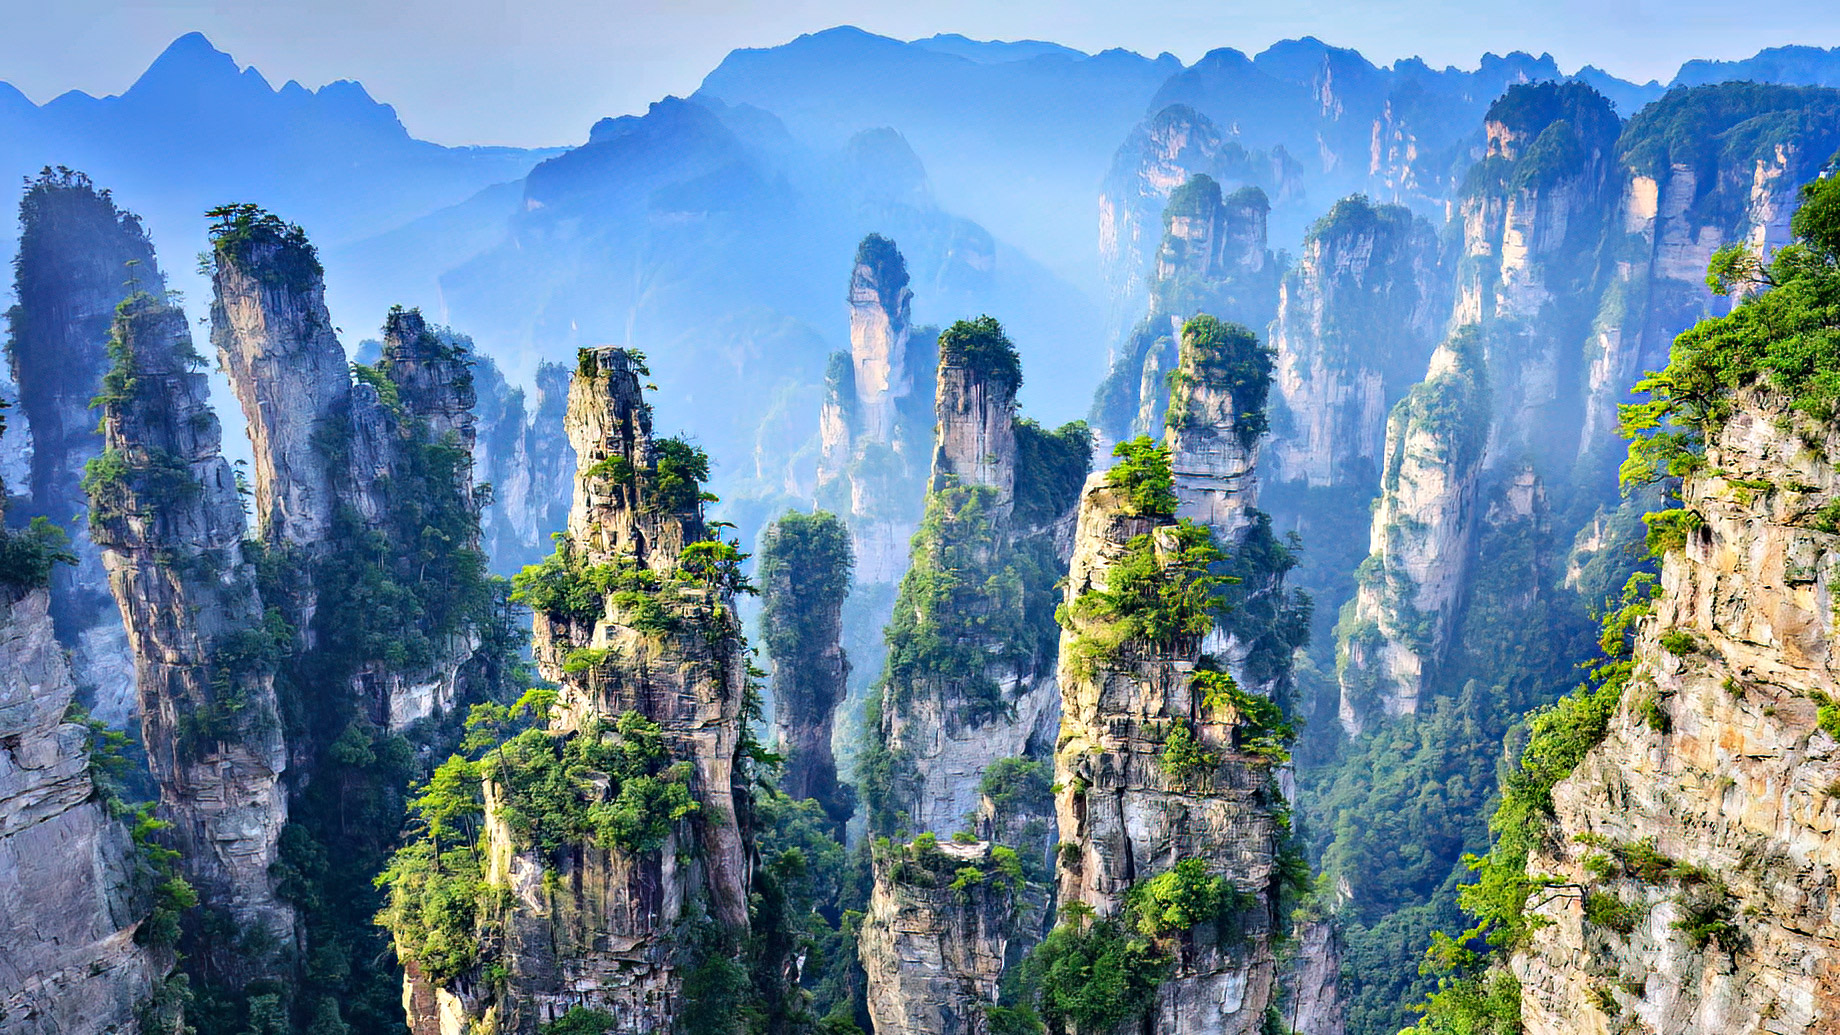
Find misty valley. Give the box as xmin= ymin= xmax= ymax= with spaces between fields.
xmin=6 ymin=26 xmax=1840 ymax=1035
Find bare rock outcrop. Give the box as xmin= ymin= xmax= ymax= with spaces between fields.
xmin=1335 ymin=330 xmax=1489 ymax=731
xmin=1053 ymin=467 xmax=1287 ymax=1035
xmin=1266 ymin=196 xmax=1446 ymax=491
xmin=860 ymin=837 xmax=1035 ymax=1035
xmin=1515 ymin=393 xmax=1840 ymax=1033
xmin=88 ymin=293 xmax=295 ymax=982
xmin=4 ymin=169 xmax=157 ymax=726
xmin=0 ymin=577 xmax=161 ymax=1034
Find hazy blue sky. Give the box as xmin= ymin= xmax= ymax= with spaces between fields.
xmin=3 ymin=0 xmax=1837 ymax=147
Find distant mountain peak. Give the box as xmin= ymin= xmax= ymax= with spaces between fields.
xmin=137 ymin=31 xmax=243 ymax=86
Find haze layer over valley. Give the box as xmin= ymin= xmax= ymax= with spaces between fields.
xmin=4 ymin=20 xmax=1840 ymax=1035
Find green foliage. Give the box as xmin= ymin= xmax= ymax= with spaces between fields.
xmin=1194 ymin=668 xmax=1293 ymax=761
xmin=349 ymin=362 xmax=402 ymax=414
xmin=485 ymin=712 xmax=697 ymax=859
xmin=1619 ymin=173 xmax=1840 ymax=474
xmin=937 ymin=315 xmax=1022 ymax=391
xmin=877 ymin=484 xmax=1062 ymax=730
xmin=1642 ymin=509 xmax=1703 ymax=556
xmin=1157 ymin=720 xmax=1218 ymax=780
xmin=1012 ymin=419 xmax=1092 ymax=528
xmin=0 ymin=516 xmax=76 ymax=589
xmin=1014 ymin=915 xmax=1168 ymax=1035
xmin=1125 ymin=858 xmax=1235 ymax=938
xmin=205 ymin=203 xmax=322 ymax=293
xmin=1582 ymin=891 xmax=1643 ymax=934
xmin=979 ymin=758 xmax=1051 ymax=819
xmin=1618 ymin=84 xmax=1840 ymax=222
xmin=1659 ymin=629 xmax=1698 ymax=656
xmin=651 ymin=436 xmax=714 ymax=514
xmin=542 ymin=1007 xmax=619 ymax=1035
xmin=1164 ymin=314 xmax=1272 ymax=446
xmin=854 ymin=233 xmax=910 ymax=310
xmin=1103 ymin=436 xmax=1177 ymax=517
xmin=1388 ymin=328 xmax=1489 ymax=478
xmin=374 ymin=756 xmax=490 ymax=982
xmin=1011 ymin=860 xmax=1257 ymax=1035
xmin=757 ymin=510 xmax=852 ymax=663
xmin=1060 ymin=519 xmax=1230 ymax=675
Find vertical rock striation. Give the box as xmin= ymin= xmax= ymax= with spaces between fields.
xmin=0 ymin=563 xmax=161 ymax=1033
xmin=1516 ymin=391 xmax=1840 ymax=1033
xmin=1052 ymin=457 xmax=1286 ymax=1035
xmin=1094 ymin=174 xmax=1282 ymax=446
xmin=475 ymin=357 xmax=575 ymax=573
xmin=88 ymin=293 xmax=296 ymax=981
xmin=1099 ymin=105 xmax=1301 ymax=333
xmin=859 ymin=837 xmax=1031 ymax=1035
xmin=1266 ymin=196 xmax=1446 ymax=492
xmin=821 ymin=234 xmax=933 ymax=587
xmin=1334 ymin=331 xmax=1489 ymax=731
xmin=209 ymin=209 xmax=354 ymax=553
xmin=758 ymin=509 xmax=854 ymax=824
xmin=210 ymin=209 xmax=495 ymax=730
xmin=406 ymin=347 xmax=757 ymax=1034
xmin=1449 ymin=81 xmax=1621 ymax=470
xmin=850 ymin=234 xmax=915 ymax=446
xmin=929 ymin=318 xmax=1019 ymax=521
xmin=867 ymin=318 xmax=1081 ymax=839
xmin=1577 ymin=84 xmax=1840 ymax=475
xmin=4 ymin=169 xmax=158 ymax=726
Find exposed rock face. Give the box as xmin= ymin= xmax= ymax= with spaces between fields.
xmin=1053 ymin=472 xmax=1284 ymax=1035
xmin=850 ymin=235 xmax=915 ymax=445
xmin=1514 ymin=393 xmax=1840 ymax=1034
xmin=424 ymin=347 xmax=755 ymax=1034
xmin=758 ymin=510 xmax=853 ymax=824
xmin=1578 ymin=85 xmax=1840 ymax=474
xmin=475 ymin=358 xmax=574 ymax=573
xmin=211 ymin=218 xmax=493 ymax=730
xmin=210 ymin=218 xmax=354 ymax=551
xmin=872 ymin=327 xmax=1073 ymax=839
xmin=88 ymin=294 xmax=296 ymax=981
xmin=930 ymin=324 xmax=1020 ymax=523
xmin=1165 ymin=320 xmax=1264 ymax=543
xmin=1266 ymin=196 xmax=1446 ymax=491
xmin=0 ymin=579 xmax=159 ymax=1035
xmin=1336 ymin=332 xmax=1488 ymax=733
xmin=860 ymin=838 xmax=1031 ymax=1035
xmin=1094 ymin=174 xmax=1281 ymax=446
xmin=816 ymin=236 xmax=937 ymax=612
xmin=1099 ymin=105 xmax=1301 ymax=331
xmin=1281 ymin=920 xmax=1347 ymax=1035
xmin=4 ymin=169 xmax=157 ymax=726
xmin=1449 ymin=82 xmax=1621 ymax=470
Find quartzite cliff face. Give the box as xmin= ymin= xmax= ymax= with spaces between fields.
xmin=1515 ymin=393 xmax=1840 ymax=1033
xmin=1095 ymin=174 xmax=1280 ymax=447
xmin=4 ymin=170 xmax=157 ymax=727
xmin=859 ymin=837 xmax=1034 ymax=1035
xmin=1266 ymin=196 xmax=1446 ymax=493
xmin=1053 ymin=466 xmax=1285 ymax=1035
xmin=408 ymin=347 xmax=756 ymax=1035
xmin=820 ymin=235 xmax=932 ymax=587
xmin=0 ymin=570 xmax=161 ymax=1033
xmin=89 ymin=292 xmax=298 ymax=983
xmin=211 ymin=214 xmax=491 ymax=730
xmin=869 ymin=322 xmax=1073 ymax=840
xmin=1335 ymin=332 xmax=1489 ymax=730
